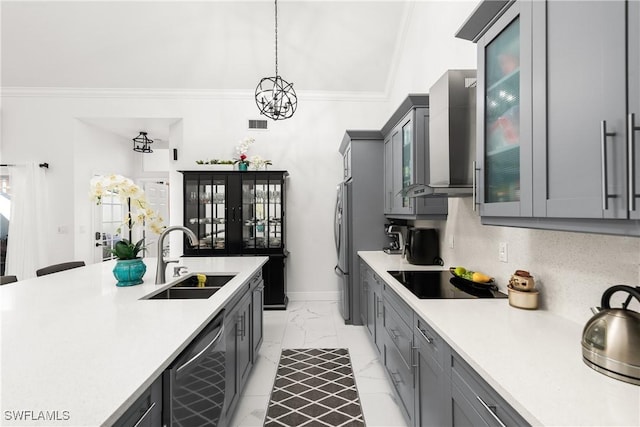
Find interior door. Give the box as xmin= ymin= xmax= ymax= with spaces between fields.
xmin=142 ymin=181 xmax=169 ymax=257
xmin=93 ymin=189 xmax=125 ymax=263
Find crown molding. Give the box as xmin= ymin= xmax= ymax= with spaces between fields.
xmin=1 ymin=86 xmax=389 ymax=103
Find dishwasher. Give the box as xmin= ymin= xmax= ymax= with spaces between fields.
xmin=163 ymin=311 xmax=226 ymax=427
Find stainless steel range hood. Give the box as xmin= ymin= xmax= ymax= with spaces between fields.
xmin=407 ymin=69 xmax=477 ymax=198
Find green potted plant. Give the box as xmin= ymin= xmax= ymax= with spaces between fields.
xmin=90 ymin=174 xmax=165 ymax=286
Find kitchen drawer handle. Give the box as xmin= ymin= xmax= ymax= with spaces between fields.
xmin=132 ymin=402 xmax=156 ymax=427
xmin=133 ymin=402 xmax=156 ymax=427
xmin=415 ymin=325 xmax=434 ymax=344
xmin=390 ymin=371 xmax=403 ymax=386
xmin=476 ymin=396 xmax=507 ymax=427
xmin=376 ymin=297 xmax=383 ymax=317
xmin=388 ymin=328 xmax=400 ymax=341
xmin=629 ymin=113 xmax=640 ymax=212
xmin=177 ymin=325 xmax=225 ymax=374
xmin=600 ymin=120 xmax=617 ymax=210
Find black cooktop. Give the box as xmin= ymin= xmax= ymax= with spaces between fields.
xmin=387 ymin=270 xmax=507 ymax=299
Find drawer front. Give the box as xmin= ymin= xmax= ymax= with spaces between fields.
xmin=384 ymin=297 xmax=414 ymax=368
xmin=414 ymin=317 xmax=443 ymax=369
xmin=451 ymin=354 xmax=530 ymax=427
xmin=384 ymin=339 xmax=415 ymax=424
xmin=384 ymin=284 xmax=413 ymax=326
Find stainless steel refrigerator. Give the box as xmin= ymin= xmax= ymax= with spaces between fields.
xmin=335 ymin=131 xmax=387 ymax=324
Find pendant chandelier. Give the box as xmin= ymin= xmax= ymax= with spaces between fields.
xmin=132 ymin=131 xmax=154 ymax=153
xmin=255 ymin=0 xmax=297 ymax=120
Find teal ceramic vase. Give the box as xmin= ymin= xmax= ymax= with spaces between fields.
xmin=113 ymin=258 xmax=146 ymax=287
xmin=239 ymin=163 xmax=248 ymax=171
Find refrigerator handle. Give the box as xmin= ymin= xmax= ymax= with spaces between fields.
xmin=334 ymin=185 xmax=341 ymax=257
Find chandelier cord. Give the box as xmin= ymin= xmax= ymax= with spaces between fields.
xmin=274 ymin=0 xmax=278 ymax=77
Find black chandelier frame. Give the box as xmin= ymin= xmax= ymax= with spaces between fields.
xmin=132 ymin=131 xmax=154 ymax=153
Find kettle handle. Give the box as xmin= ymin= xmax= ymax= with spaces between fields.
xmin=601 ymin=285 xmax=640 ymax=310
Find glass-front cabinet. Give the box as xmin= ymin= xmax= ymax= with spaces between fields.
xmin=181 ymin=170 xmax=289 ymax=308
xmin=477 ymin=1 xmax=532 ymax=217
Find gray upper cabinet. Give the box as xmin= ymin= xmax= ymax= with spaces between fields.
xmin=459 ymin=0 xmax=640 ymax=235
xmin=631 ymin=1 xmax=640 ymax=220
xmin=535 ymin=1 xmax=627 ymax=219
xmin=382 ymin=95 xmax=448 ymax=219
xmin=476 ymin=1 xmax=533 ymax=217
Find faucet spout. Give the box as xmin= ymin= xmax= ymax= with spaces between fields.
xmin=155 ymin=225 xmax=198 ymax=284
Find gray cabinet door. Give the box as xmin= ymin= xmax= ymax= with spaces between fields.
xmin=630 ymin=0 xmax=640 ymax=220
xmin=384 ymin=137 xmax=394 ymax=214
xmin=536 ymin=1 xmax=626 ymax=219
xmin=252 ymin=281 xmax=264 ymax=362
xmin=392 ymin=124 xmax=413 ymax=215
xmin=477 ymin=1 xmax=533 ymax=217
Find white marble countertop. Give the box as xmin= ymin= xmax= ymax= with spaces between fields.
xmin=0 ymin=256 xmax=267 ymax=427
xmin=358 ymin=251 xmax=640 ymax=427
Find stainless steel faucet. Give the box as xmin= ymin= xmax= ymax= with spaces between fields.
xmin=155 ymin=225 xmax=198 ymax=284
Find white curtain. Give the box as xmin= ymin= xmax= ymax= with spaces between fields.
xmin=5 ymin=162 xmax=49 ymax=279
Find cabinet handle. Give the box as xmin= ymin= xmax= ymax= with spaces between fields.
xmin=377 ymin=297 xmax=383 ymax=317
xmin=388 ymin=328 xmax=400 ymax=341
xmin=132 ymin=401 xmax=156 ymax=427
xmin=472 ymin=161 xmax=480 ymax=212
xmin=600 ymin=120 xmax=617 ymax=210
xmin=232 ymin=207 xmax=236 ymax=222
xmin=629 ymin=113 xmax=640 ymax=212
xmin=411 ymin=344 xmax=419 ymax=368
xmin=476 ymin=396 xmax=507 ymax=427
xmin=390 ymin=371 xmax=403 ymax=386
xmin=415 ymin=325 xmax=433 ymax=344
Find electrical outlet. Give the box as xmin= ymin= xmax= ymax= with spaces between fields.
xmin=498 ymin=242 xmax=508 ymax=262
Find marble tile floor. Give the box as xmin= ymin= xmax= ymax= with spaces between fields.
xmin=228 ymin=300 xmax=409 ymax=427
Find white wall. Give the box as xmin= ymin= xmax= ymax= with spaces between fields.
xmin=1 ymin=93 xmax=389 ymax=297
xmin=394 ymin=1 xmax=640 ymax=325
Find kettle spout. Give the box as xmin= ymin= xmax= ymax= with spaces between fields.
xmin=590 ymin=306 xmax=601 ymax=315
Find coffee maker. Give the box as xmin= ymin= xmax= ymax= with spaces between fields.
xmin=383 ymin=224 xmax=406 ymax=254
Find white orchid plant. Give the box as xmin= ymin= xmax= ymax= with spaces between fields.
xmin=89 ymin=174 xmax=165 ymax=259
xmin=234 ymin=137 xmax=255 ymax=167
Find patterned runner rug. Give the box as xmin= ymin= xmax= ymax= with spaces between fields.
xmin=263 ymin=348 xmax=365 ymax=427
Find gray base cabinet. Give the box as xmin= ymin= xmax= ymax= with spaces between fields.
xmin=451 ymin=354 xmax=528 ymax=427
xmin=360 ymin=261 xmax=385 ymax=354
xmin=358 ymin=257 xmax=529 ymax=427
xmin=113 ymin=376 xmax=162 ymax=427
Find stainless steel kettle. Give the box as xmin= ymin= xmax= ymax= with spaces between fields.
xmin=581 ymin=285 xmax=640 ymax=385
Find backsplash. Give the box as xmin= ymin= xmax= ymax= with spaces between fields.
xmin=414 ymin=198 xmax=640 ymax=325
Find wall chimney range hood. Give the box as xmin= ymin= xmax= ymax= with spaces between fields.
xmin=406 ymin=69 xmax=477 ymax=198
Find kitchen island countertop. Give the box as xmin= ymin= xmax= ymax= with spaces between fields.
xmin=0 ymin=256 xmax=267 ymax=426
xmin=359 ymin=251 xmax=640 ymax=427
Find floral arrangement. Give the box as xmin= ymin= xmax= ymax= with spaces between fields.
xmin=89 ymin=174 xmax=165 ymax=260
xmin=250 ymin=155 xmax=273 ymax=170
xmin=234 ymin=137 xmax=255 ymax=167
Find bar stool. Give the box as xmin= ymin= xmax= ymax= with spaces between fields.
xmin=36 ymin=261 xmax=86 ymax=277
xmin=0 ymin=275 xmax=18 ymax=285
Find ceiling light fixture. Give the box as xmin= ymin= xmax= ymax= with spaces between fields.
xmin=132 ymin=131 xmax=154 ymax=153
xmin=255 ymin=0 xmax=297 ymax=121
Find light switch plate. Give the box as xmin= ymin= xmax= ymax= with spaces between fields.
xmin=499 ymin=242 xmax=508 ymax=262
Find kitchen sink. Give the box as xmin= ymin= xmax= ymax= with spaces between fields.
xmin=147 ymin=287 xmax=222 ymax=300
xmin=144 ymin=274 xmax=236 ymax=300
xmin=171 ymin=274 xmax=236 ymax=288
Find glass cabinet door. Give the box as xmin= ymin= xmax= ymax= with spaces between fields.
xmin=485 ymin=17 xmax=520 ymax=204
xmin=401 ymin=118 xmax=413 ymax=210
xmin=241 ymin=175 xmax=284 ymax=253
xmin=478 ymin=1 xmax=532 ymax=217
xmin=184 ymin=175 xmax=227 ymax=252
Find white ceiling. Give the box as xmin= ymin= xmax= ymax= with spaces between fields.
xmin=1 ymin=1 xmax=411 ymax=94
